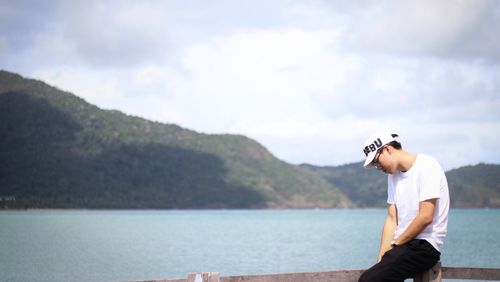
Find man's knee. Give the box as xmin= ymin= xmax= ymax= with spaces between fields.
xmin=358 ymin=271 xmax=368 ymax=282
xmin=358 ymin=268 xmax=376 ymax=282
xmin=359 ymin=263 xmax=402 ymax=282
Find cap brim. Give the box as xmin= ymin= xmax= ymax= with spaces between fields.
xmin=363 ymin=152 xmax=376 ymax=168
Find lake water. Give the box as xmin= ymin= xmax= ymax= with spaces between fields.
xmin=1 ymin=209 xmax=499 ymax=282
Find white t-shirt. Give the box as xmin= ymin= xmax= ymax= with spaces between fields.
xmin=387 ymin=154 xmax=450 ymax=252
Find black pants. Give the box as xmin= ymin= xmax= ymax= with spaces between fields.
xmin=359 ymin=239 xmax=440 ymax=282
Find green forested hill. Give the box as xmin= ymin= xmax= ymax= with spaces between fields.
xmin=1 ymin=70 xmax=497 ymax=209
xmin=0 ymin=70 xmax=352 ymax=209
xmin=446 ymin=164 xmax=500 ymax=208
xmin=301 ymin=162 xmax=500 ymax=208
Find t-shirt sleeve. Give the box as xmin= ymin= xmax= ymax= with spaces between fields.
xmin=419 ymin=158 xmax=443 ymax=201
xmin=387 ymin=175 xmax=395 ymax=204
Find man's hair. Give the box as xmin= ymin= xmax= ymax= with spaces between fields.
xmin=386 ymin=134 xmax=402 ymax=149
xmin=387 ymin=140 xmax=402 ymax=150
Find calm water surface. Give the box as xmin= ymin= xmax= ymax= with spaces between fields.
xmin=1 ymin=209 xmax=499 ymax=282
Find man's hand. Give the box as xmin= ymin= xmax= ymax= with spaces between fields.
xmin=377 ymin=204 xmax=397 ymax=262
xmin=377 ymin=242 xmax=396 ymax=263
xmin=395 ymin=199 xmax=436 ymax=246
xmin=377 ymin=253 xmax=384 ymax=263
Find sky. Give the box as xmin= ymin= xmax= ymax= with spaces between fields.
xmin=1 ymin=0 xmax=499 ymax=170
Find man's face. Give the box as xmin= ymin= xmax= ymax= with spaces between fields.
xmin=372 ymin=146 xmax=395 ymax=174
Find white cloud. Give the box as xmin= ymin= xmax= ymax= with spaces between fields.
xmin=174 ymin=29 xmax=357 ymax=131
xmin=357 ymin=0 xmax=500 ymax=60
xmin=286 ymin=2 xmax=326 ymax=18
xmin=32 ymin=66 xmax=191 ymax=126
xmin=0 ymin=35 xmax=8 ymax=55
xmin=175 ymin=29 xmax=344 ymax=131
xmin=33 ymin=68 xmax=122 ymax=104
xmin=58 ymin=0 xmax=171 ymax=66
xmin=400 ymin=121 xmax=500 ymax=170
xmin=234 ymin=115 xmax=393 ymax=166
xmin=30 ymin=30 xmax=75 ymax=66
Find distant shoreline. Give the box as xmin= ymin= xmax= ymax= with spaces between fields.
xmin=1 ymin=207 xmax=498 ymax=212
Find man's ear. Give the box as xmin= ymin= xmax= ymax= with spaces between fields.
xmin=385 ymin=145 xmax=395 ymax=154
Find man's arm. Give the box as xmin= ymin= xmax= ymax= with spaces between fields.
xmin=377 ymin=204 xmax=397 ymax=262
xmin=393 ymin=199 xmax=436 ymax=246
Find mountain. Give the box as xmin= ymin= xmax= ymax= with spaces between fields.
xmin=301 ymin=162 xmax=500 ymax=208
xmin=0 ymin=70 xmax=353 ymax=209
xmin=1 ymin=70 xmax=497 ymax=209
xmin=446 ymin=164 xmax=500 ymax=208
